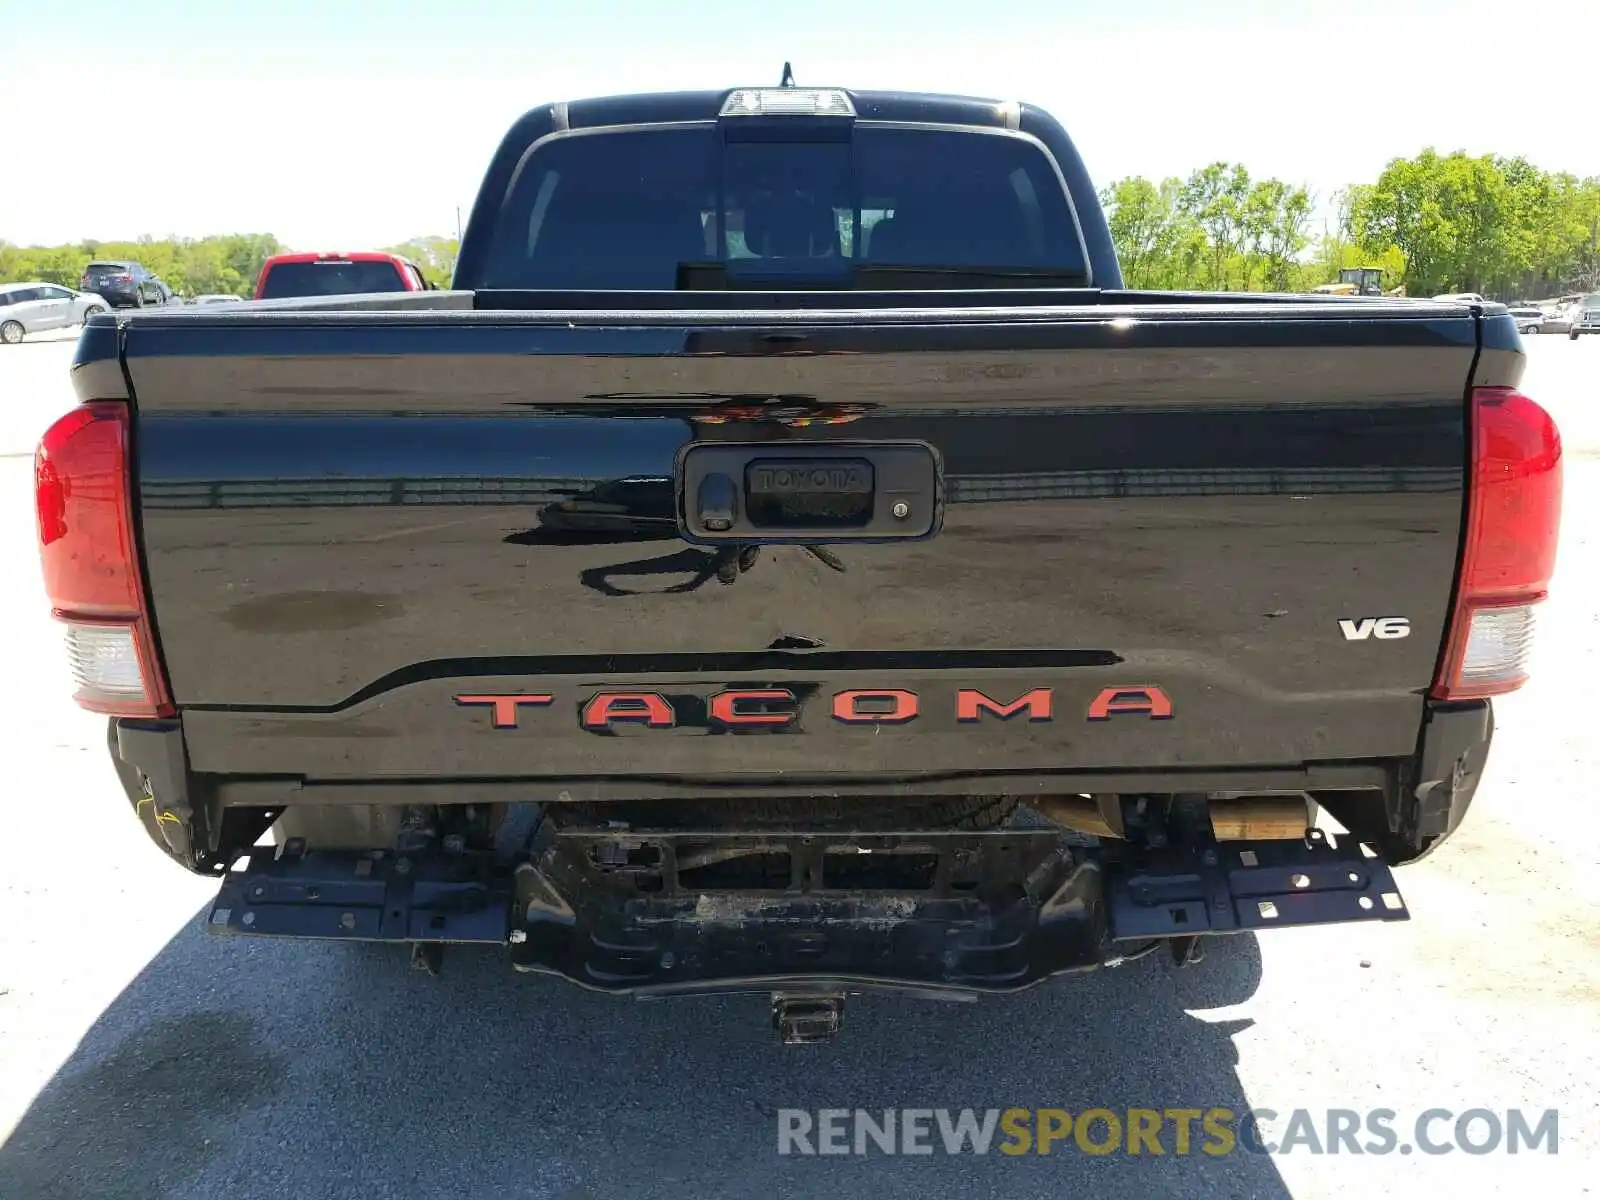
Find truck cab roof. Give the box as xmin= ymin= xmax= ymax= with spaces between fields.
xmin=454 ymin=85 xmax=1122 ymax=292
xmin=520 ymin=86 xmax=1027 ymax=129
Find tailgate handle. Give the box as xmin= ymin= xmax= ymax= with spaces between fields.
xmin=677 ymin=441 xmax=942 ymax=544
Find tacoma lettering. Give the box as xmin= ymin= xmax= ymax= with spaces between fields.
xmin=832 ymin=689 xmax=920 ymax=725
xmin=709 ymin=689 xmax=799 ymax=728
xmin=459 ymin=686 xmax=1174 ymax=727
xmin=453 ymin=693 xmax=554 ymax=729
xmin=581 ymin=692 xmax=676 ymax=729
xmin=1086 ymin=686 xmax=1174 ymax=721
xmin=956 ymin=688 xmax=1054 ymax=723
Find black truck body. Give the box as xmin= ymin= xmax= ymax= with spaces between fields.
xmin=39 ymin=86 xmax=1561 ymax=1040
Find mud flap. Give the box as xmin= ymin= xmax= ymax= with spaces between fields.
xmin=109 ymin=718 xmax=200 ymax=871
xmin=1399 ymin=700 xmax=1493 ymax=863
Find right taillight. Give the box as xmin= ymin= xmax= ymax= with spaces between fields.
xmin=34 ymin=402 xmax=173 ymax=718
xmin=1431 ymin=385 xmax=1563 ymax=701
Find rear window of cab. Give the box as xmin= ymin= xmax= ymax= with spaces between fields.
xmin=484 ymin=124 xmax=1087 ymax=289
xmin=258 ymin=260 xmax=410 ymax=299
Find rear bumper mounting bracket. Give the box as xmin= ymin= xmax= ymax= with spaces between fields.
xmin=1105 ymin=828 xmax=1408 ymax=940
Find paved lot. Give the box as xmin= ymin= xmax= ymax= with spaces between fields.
xmin=0 ymin=327 xmax=1596 ymax=1199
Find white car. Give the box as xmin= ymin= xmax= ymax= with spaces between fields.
xmin=191 ymin=294 xmax=247 ymax=306
xmin=0 ymin=282 xmax=109 ymax=344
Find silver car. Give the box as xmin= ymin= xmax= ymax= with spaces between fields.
xmin=1541 ymin=306 xmax=1574 ymax=335
xmin=1508 ymin=306 xmax=1545 ymax=334
xmin=0 ymin=282 xmax=110 ymax=344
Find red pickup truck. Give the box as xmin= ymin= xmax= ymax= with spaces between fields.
xmin=253 ymin=251 xmax=432 ymax=300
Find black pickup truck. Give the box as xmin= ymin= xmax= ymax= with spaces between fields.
xmin=38 ymin=84 xmax=1562 ymax=1042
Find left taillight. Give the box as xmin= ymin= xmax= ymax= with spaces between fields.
xmin=34 ymin=402 xmax=173 ymax=717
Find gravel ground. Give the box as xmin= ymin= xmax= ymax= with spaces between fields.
xmin=0 ymin=327 xmax=1595 ymax=1200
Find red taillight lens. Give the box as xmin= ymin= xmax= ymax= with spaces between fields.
xmin=34 ymin=402 xmax=173 ymax=717
xmin=36 ymin=405 xmax=143 ymax=614
xmin=1431 ymin=386 xmax=1562 ymax=701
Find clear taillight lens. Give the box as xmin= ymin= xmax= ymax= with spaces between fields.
xmin=1454 ymin=604 xmax=1538 ymax=695
xmin=64 ymin=621 xmax=160 ymax=712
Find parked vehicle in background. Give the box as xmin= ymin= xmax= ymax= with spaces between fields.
xmin=1508 ymin=307 xmax=1545 ymax=334
xmin=190 ymin=294 xmax=246 ymax=306
xmin=0 ymin=282 xmax=108 ymax=344
xmin=1432 ymin=292 xmax=1485 ymax=304
xmin=78 ymin=261 xmax=171 ymax=308
xmin=1572 ymin=294 xmax=1600 ymax=340
xmin=1541 ymin=306 xmax=1574 ymax=334
xmin=153 ymin=280 xmax=181 ymax=306
xmin=253 ymin=252 xmax=432 ymax=300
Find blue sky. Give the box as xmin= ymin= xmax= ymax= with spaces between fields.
xmin=3 ymin=0 xmax=1597 ymax=248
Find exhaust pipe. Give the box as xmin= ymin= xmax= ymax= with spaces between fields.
xmin=1031 ymin=793 xmax=1314 ymax=841
xmin=1030 ymin=795 xmax=1122 ymax=839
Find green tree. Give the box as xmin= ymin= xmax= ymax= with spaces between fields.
xmin=1101 ymin=177 xmax=1195 ymax=289
xmin=1349 ymin=150 xmax=1543 ymax=296
xmin=383 ymin=236 xmax=460 ymax=287
xmin=1179 ymin=163 xmax=1251 ymax=290
xmin=1239 ymin=181 xmax=1279 ymax=292
xmin=1260 ymin=181 xmax=1313 ymax=292
xmin=1103 ymin=170 xmax=1312 ymax=293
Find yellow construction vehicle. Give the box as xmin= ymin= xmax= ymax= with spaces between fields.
xmin=1311 ymin=267 xmax=1402 ymax=297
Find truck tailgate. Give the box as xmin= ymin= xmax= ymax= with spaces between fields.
xmin=120 ymin=304 xmax=1476 ymax=787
